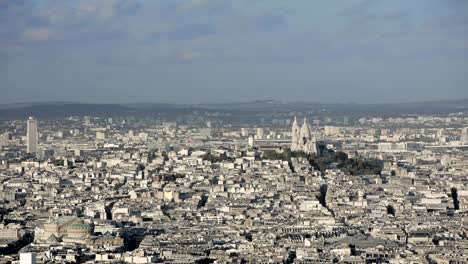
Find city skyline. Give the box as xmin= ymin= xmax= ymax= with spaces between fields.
xmin=1 ymin=108 xmax=467 ymax=262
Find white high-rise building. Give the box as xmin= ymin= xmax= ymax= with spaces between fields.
xmin=248 ymin=136 xmax=254 ymax=147
xmin=256 ymin=128 xmax=264 ymax=139
xmin=27 ymin=116 xmax=38 ymax=154
xmin=241 ymin=128 xmax=248 ymax=137
xmin=461 ymin=127 xmax=468 ymax=144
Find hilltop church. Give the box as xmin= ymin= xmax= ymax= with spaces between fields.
xmin=291 ymin=117 xmax=317 ymax=154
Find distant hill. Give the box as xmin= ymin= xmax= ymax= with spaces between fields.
xmin=197 ymin=99 xmax=468 ymax=115
xmin=0 ymin=99 xmax=467 ymax=119
xmin=0 ymin=103 xmax=131 ymax=119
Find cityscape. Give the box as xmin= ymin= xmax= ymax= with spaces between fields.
xmin=0 ymin=101 xmax=468 ymax=263
xmin=2 ymin=0 xmax=468 ymax=263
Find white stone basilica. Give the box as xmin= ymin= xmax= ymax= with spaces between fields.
xmin=291 ymin=116 xmax=317 ymax=154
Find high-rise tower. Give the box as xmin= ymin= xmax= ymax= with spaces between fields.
xmin=462 ymin=127 xmax=468 ymax=144
xmin=27 ymin=116 xmax=38 ymax=154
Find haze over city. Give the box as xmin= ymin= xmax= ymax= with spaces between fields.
xmin=2 ymin=0 xmax=468 ymax=104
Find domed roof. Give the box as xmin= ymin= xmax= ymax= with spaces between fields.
xmin=300 ymin=117 xmax=310 ymax=137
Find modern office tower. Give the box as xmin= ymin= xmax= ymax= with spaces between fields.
xmin=462 ymin=127 xmax=468 ymax=144
xmin=256 ymin=128 xmax=264 ymax=139
xmin=27 ymin=116 xmax=38 ymax=154
xmin=84 ymin=116 xmax=91 ymax=126
xmin=241 ymin=128 xmax=248 ymax=137
xmin=248 ymin=136 xmax=254 ymax=147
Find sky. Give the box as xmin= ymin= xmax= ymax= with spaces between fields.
xmin=1 ymin=0 xmax=468 ymax=104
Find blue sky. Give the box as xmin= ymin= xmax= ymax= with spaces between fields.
xmin=1 ymin=0 xmax=467 ymax=104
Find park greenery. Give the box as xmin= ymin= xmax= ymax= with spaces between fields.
xmin=262 ymin=147 xmax=383 ymax=176
xmin=201 ymin=152 xmax=235 ymax=163
xmin=199 ymin=146 xmax=383 ymax=176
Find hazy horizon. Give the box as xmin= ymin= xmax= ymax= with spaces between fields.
xmin=2 ymin=0 xmax=468 ymax=104
xmin=2 ymin=97 xmax=468 ymax=108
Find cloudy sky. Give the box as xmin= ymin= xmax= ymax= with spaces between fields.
xmin=1 ymin=0 xmax=468 ymax=104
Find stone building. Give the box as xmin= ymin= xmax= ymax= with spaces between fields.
xmin=291 ymin=117 xmax=317 ymax=154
